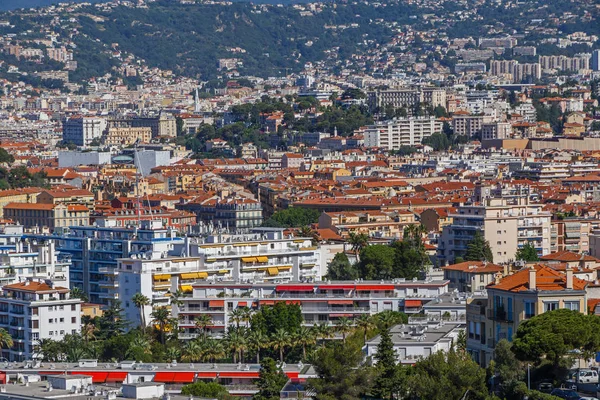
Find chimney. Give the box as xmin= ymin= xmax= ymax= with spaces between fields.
xmin=566 ymin=268 xmax=573 ymax=290
xmin=529 ymin=266 xmax=536 ymax=291
xmin=494 ymin=272 xmax=502 ymax=285
xmin=503 ymin=264 xmax=509 ymax=277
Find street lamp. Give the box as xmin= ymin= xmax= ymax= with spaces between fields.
xmin=527 ymin=364 xmax=531 ymax=390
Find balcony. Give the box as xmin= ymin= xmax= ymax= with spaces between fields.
xmin=486 ymin=308 xmax=513 ymax=323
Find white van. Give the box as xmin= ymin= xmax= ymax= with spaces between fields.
xmin=574 ymin=369 xmax=598 ymax=383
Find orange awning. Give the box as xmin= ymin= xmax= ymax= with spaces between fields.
xmin=404 ymin=300 xmax=422 ymax=307
xmin=237 ymin=301 xmax=247 ymax=307
xmin=172 ymin=372 xmax=196 ymax=383
xmin=106 ymin=372 xmax=128 ymax=382
xmin=208 ymin=300 xmax=225 ymax=308
xmin=197 ymin=372 xmax=217 ymax=379
xmin=153 ymin=372 xmax=175 ymax=383
xmin=328 ymin=300 xmax=354 ymax=305
xmin=261 ymin=300 xmax=275 ymax=306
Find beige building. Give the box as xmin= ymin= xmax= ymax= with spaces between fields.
xmin=104 ymin=127 xmax=152 ymax=146
xmin=0 ymin=188 xmax=42 ymax=217
xmin=3 ymin=203 xmax=90 ymax=231
xmin=442 ymin=261 xmax=504 ymax=293
xmin=467 ymin=265 xmax=587 ymax=367
xmin=318 ymin=210 xmax=416 ymax=239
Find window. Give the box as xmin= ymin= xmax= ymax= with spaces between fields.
xmin=59 ymin=318 xmax=64 ymax=323
xmin=544 ymin=301 xmax=559 ymax=312
xmin=524 ymin=302 xmax=535 ymax=318
xmin=480 ymin=275 xmax=485 ymax=282
xmin=564 ymin=301 xmax=580 ymax=311
xmin=71 ymin=317 xmax=76 ymax=323
xmin=48 ymin=319 xmax=53 ymax=324
xmin=60 ymin=330 xmax=64 ymax=335
xmin=71 ymin=305 xmax=76 ymax=311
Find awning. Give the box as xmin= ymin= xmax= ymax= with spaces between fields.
xmin=218 ymin=269 xmax=229 ymax=274
xmin=197 ymin=272 xmax=208 ymax=278
xmin=241 ymin=257 xmax=258 ymax=263
xmin=208 ymin=300 xmax=225 ymax=307
xmin=153 ymin=372 xmax=175 ymax=383
xmin=106 ymin=372 xmax=128 ymax=382
xmin=181 ymin=272 xmax=199 ymax=280
xmin=330 ymin=313 xmax=354 ymax=317
xmin=261 ymin=300 xmax=275 ymax=306
xmin=328 ymin=300 xmax=354 ymax=305
xmin=172 ymin=372 xmax=196 ymax=383
xmin=405 ymin=300 xmax=422 ymax=308
xmin=218 ymin=372 xmax=260 ymax=378
xmin=72 ymin=372 xmax=108 ymax=383
xmin=180 ymin=285 xmax=193 ymax=293
xmin=256 ymin=256 xmax=268 ymax=263
xmin=267 ymin=267 xmax=279 ymax=276
xmin=356 ymin=285 xmax=395 ymax=291
xmin=276 ymin=285 xmax=314 ymax=292
xmin=197 ymin=372 xmax=217 ymax=379
xmin=153 ymin=274 xmax=171 ymax=281
xmin=277 ymin=300 xmax=301 ymax=305
xmin=319 ymin=285 xmax=355 ymax=290
xmin=237 ymin=301 xmax=248 ymax=307
xmin=278 ymin=265 xmax=292 ymax=270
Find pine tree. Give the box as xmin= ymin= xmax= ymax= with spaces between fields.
xmin=464 ymin=231 xmax=494 ymax=263
xmin=372 ymin=328 xmax=404 ymax=399
xmin=515 ymin=242 xmax=539 ymax=262
xmin=253 ymin=357 xmax=288 ymax=400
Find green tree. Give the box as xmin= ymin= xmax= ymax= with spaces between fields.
xmin=357 ymin=244 xmax=396 ymax=280
xmin=270 ymin=328 xmax=291 ymax=363
xmin=132 ymin=293 xmax=150 ymax=328
xmin=355 ymin=314 xmax=375 ymax=344
xmin=372 ymin=328 xmax=405 ymax=399
xmin=70 ymin=287 xmax=89 ymax=302
xmin=0 ymin=148 xmax=14 ymax=164
xmin=422 ymin=132 xmax=450 ymax=151
xmin=151 ymin=306 xmax=171 ymax=345
xmin=515 ymin=242 xmax=539 ymax=262
xmin=348 ymin=232 xmax=369 ymax=258
xmin=262 ymin=207 xmax=320 ymax=228
xmin=295 ymin=326 xmax=316 ymax=361
xmin=464 ymin=231 xmax=494 ymax=263
xmin=194 ymin=314 xmax=213 ymax=339
xmin=325 ymin=252 xmax=357 ymax=281
xmin=408 ymin=350 xmax=489 ymax=400
xmin=335 ymin=317 xmax=354 ymax=344
xmin=247 ymin=330 xmax=268 ymax=363
xmin=253 ymin=357 xmax=289 ymax=400
xmin=99 ymin=300 xmax=128 ymax=337
xmin=0 ymin=329 xmax=13 ymax=353
xmin=251 ymin=303 xmax=302 ymax=337
xmin=181 ymin=381 xmax=232 ymax=399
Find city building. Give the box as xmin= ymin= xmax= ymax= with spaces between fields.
xmin=104 ymin=127 xmax=152 ymax=146
xmin=0 ymin=279 xmax=81 ymax=361
xmin=4 ymin=203 xmax=90 ymax=231
xmin=363 ymin=117 xmax=443 ymax=149
xmin=62 ymin=116 xmax=107 ymax=147
xmin=442 ymin=261 xmax=504 ymax=293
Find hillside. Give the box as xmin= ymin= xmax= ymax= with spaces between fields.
xmin=0 ymin=0 xmax=105 ymax=11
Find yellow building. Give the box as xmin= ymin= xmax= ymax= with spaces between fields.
xmin=104 ymin=127 xmax=152 ymax=146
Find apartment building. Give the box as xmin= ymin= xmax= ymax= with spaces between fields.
xmin=29 ymin=220 xmax=183 ymax=304
xmin=368 ymin=88 xmax=446 ymax=110
xmin=363 ymin=117 xmax=443 ymax=149
xmin=539 ymin=55 xmax=590 ymax=72
xmin=176 ymin=279 xmax=450 ymax=339
xmin=442 ymin=261 xmax=504 ymax=293
xmin=62 ymin=116 xmax=107 ymax=147
xmin=452 ymin=113 xmax=487 ymax=137
xmin=481 ymin=122 xmax=512 ymax=140
xmin=318 ymin=210 xmax=417 ymax=239
xmin=513 ymin=63 xmax=541 ymax=83
xmin=467 ymin=265 xmax=587 ymax=367
xmin=4 ymin=203 xmax=90 ymax=231
xmin=108 ymin=115 xmax=177 ymax=138
xmin=0 ymin=188 xmax=41 ymax=218
xmin=0 ymin=240 xmax=69 ymax=288
xmin=550 ymin=219 xmax=594 ymax=253
xmin=438 ymin=195 xmax=552 ymax=265
xmin=104 ymin=127 xmax=152 ymax=146
xmin=0 ymin=279 xmax=81 ymax=361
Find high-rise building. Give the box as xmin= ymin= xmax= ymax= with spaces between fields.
xmin=592 ymin=49 xmax=600 ymax=71
xmin=62 ymin=116 xmax=107 ymax=147
xmin=363 ymin=117 xmax=443 ymax=149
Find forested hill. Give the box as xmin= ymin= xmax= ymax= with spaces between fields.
xmin=0 ymin=0 xmax=105 ymax=11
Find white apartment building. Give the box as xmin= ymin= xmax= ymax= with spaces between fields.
xmin=481 ymin=122 xmax=512 ymax=141
xmin=0 ymin=240 xmax=69 ymax=288
xmin=0 ymin=279 xmax=81 ymax=361
xmin=438 ymin=193 xmax=552 ymax=265
xmin=115 ymin=229 xmax=321 ymax=329
xmin=62 ymin=116 xmax=107 ymax=147
xmin=363 ymin=117 xmax=443 ymax=149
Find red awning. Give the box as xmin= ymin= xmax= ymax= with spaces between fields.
xmin=276 ymin=300 xmax=300 ymax=305
xmin=330 ymin=313 xmax=354 ymax=317
xmin=276 ymin=285 xmax=314 ymax=292
xmin=319 ymin=285 xmax=355 ymax=290
xmin=106 ymin=372 xmax=128 ymax=382
xmin=153 ymin=372 xmax=175 ymax=383
xmin=261 ymin=300 xmax=275 ymax=306
xmin=172 ymin=372 xmax=196 ymax=383
xmin=237 ymin=301 xmax=247 ymax=307
xmin=404 ymin=300 xmax=422 ymax=307
xmin=72 ymin=372 xmax=108 ymax=383
xmin=356 ymin=285 xmax=395 ymax=291
xmin=208 ymin=300 xmax=225 ymax=307
xmin=328 ymin=300 xmax=354 ymax=305
xmin=286 ymin=372 xmax=299 ymax=379
xmin=197 ymin=372 xmax=218 ymax=379
xmin=219 ymin=372 xmax=260 ymax=378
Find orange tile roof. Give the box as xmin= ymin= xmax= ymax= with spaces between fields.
xmin=540 ymin=251 xmax=600 ymax=263
xmin=442 ymin=261 xmax=503 ymax=274
xmin=488 ymin=264 xmax=587 ymax=292
xmin=4 ymin=281 xmax=69 ymax=293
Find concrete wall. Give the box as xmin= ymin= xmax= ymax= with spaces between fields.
xmin=58 ymin=151 xmax=112 ymax=167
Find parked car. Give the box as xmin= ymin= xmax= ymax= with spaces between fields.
xmin=537 ymin=381 xmax=553 ymax=393
xmin=550 ymin=388 xmax=584 ymax=400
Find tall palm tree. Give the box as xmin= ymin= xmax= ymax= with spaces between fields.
xmin=194 ymin=314 xmax=212 ymax=339
xmin=355 ymin=314 xmax=375 ymax=344
xmin=125 ymin=335 xmax=152 ymax=360
xmin=0 ymin=329 xmax=13 ymax=355
xmin=246 ymin=330 xmax=268 ymax=363
xmin=336 ymin=317 xmax=354 ymax=344
xmin=132 ymin=293 xmax=150 ymax=328
xmin=165 ymin=347 xmax=181 ymax=362
xmin=295 ymin=326 xmax=316 ymax=360
xmin=81 ymin=322 xmax=97 ymax=343
xmin=229 ymin=308 xmax=245 ymax=329
xmin=348 ymin=232 xmax=369 ymax=260
xmin=240 ymin=307 xmax=252 ymax=326
xmin=169 ymin=290 xmax=185 ymax=308
xmin=203 ymin=339 xmax=225 ymax=364
xmin=270 ymin=328 xmax=291 ymax=363
xmin=151 ymin=306 xmax=171 ymax=345
xmin=225 ymin=327 xmax=248 ymax=363
xmin=181 ymin=340 xmax=203 ymax=362
xmin=377 ymin=310 xmax=402 ymax=331
xmin=315 ymin=323 xmax=334 ymax=347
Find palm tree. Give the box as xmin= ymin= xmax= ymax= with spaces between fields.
xmin=35 ymin=338 xmax=59 ymax=362
xmin=125 ymin=335 xmax=152 ymax=360
xmin=181 ymin=340 xmax=203 ymax=362
xmin=225 ymin=327 xmax=248 ymax=363
xmin=271 ymin=328 xmax=291 ymax=363
xmin=355 ymin=314 xmax=375 ymax=344
xmin=240 ymin=307 xmax=252 ymax=326
xmin=169 ymin=290 xmax=185 ymax=308
xmin=336 ymin=317 xmax=354 ymax=344
xmin=298 ymin=226 xmax=319 ymax=245
xmin=132 ymin=293 xmax=150 ymax=328
xmin=81 ymin=322 xmax=97 ymax=343
xmin=314 ymin=323 xmax=334 ymax=347
xmin=295 ymin=326 xmax=316 ymax=360
xmin=456 ymin=330 xmax=467 ymax=353
xmin=151 ymin=306 xmax=171 ymax=345
xmin=194 ymin=314 xmax=212 ymax=339
xmin=0 ymin=329 xmax=13 ymax=355
xmin=70 ymin=287 xmax=88 ymax=302
xmin=246 ymin=330 xmax=267 ymax=363
xmin=165 ymin=347 xmax=181 ymax=362
xmin=229 ymin=308 xmax=245 ymax=329
xmin=348 ymin=232 xmax=369 ymax=259
xmin=203 ymin=339 xmax=226 ymax=364
xmin=377 ymin=310 xmax=402 ymax=331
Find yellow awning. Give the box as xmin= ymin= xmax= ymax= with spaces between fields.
xmin=218 ymin=269 xmax=229 ymax=274
xmin=180 ymin=285 xmax=193 ymax=293
xmin=256 ymin=256 xmax=268 ymax=263
xmin=267 ymin=267 xmax=279 ymax=276
xmin=197 ymin=272 xmax=208 ymax=278
xmin=153 ymin=274 xmax=171 ymax=281
xmin=205 ymin=258 xmax=216 ymax=263
xmin=181 ymin=272 xmax=199 ymax=280
xmin=241 ymin=257 xmax=258 ymax=263
xmin=279 ymin=265 xmax=292 ymax=271
xmin=300 ymin=263 xmax=315 ymax=268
